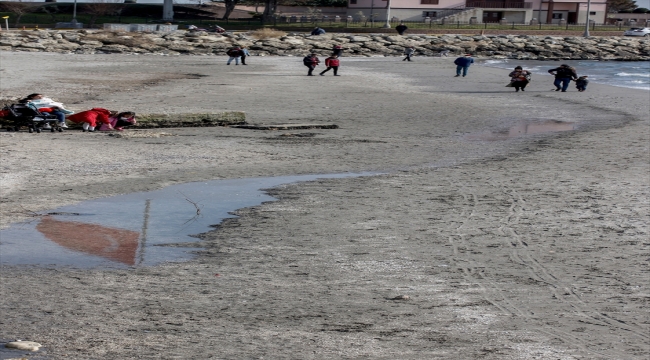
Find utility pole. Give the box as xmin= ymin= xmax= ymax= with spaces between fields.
xmin=163 ymin=0 xmax=174 ymax=22
xmin=71 ymin=0 xmax=78 ymax=25
xmin=583 ymin=0 xmax=591 ymax=37
xmin=383 ymin=0 xmax=391 ymax=28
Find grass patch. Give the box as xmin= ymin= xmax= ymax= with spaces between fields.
xmin=133 ymin=112 xmax=246 ymax=128
xmin=248 ymin=28 xmax=287 ymax=39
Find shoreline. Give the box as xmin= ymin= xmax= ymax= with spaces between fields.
xmin=0 ymin=53 xmax=648 ymax=359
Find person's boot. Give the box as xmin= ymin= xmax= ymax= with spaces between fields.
xmin=319 ymin=72 xmax=325 ymax=76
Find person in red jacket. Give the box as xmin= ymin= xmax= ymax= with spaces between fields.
xmin=66 ymin=108 xmax=115 ymax=132
xmin=319 ymin=54 xmax=340 ymax=76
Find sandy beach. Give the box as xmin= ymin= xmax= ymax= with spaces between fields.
xmin=0 ymin=52 xmax=648 ymax=359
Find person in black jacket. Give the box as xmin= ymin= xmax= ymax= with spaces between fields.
xmin=303 ymin=54 xmax=320 ymax=76
xmin=332 ymin=44 xmax=343 ymax=57
xmin=575 ymin=76 xmax=589 ymax=92
xmin=548 ymin=64 xmax=578 ymax=92
xmin=396 ymin=23 xmax=408 ymax=35
xmin=226 ymin=47 xmax=242 ymax=65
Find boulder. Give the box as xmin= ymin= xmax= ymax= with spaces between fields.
xmin=348 ymin=36 xmax=372 ymax=42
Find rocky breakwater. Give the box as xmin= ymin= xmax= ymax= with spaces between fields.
xmin=1 ymin=29 xmax=649 ymax=60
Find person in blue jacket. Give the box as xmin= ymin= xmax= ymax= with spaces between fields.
xmin=454 ymin=54 xmax=474 ymax=77
xmin=240 ymin=47 xmax=251 ymax=65
xmin=311 ymin=27 xmax=326 ymax=35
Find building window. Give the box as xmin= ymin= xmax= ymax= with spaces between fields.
xmin=350 ymin=0 xmax=357 ymax=3
xmin=589 ymin=11 xmax=596 ymax=15
xmin=552 ymin=13 xmax=563 ymax=19
xmin=423 ymin=11 xmax=438 ymax=17
xmin=421 ymin=0 xmax=439 ymax=4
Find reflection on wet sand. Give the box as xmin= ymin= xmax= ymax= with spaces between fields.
xmin=37 ymin=216 xmax=141 ymax=266
xmin=466 ymin=120 xmax=577 ymax=141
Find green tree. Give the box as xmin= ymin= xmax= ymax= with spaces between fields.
xmin=607 ymin=0 xmax=637 ymax=13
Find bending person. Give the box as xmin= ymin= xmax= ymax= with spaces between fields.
xmin=105 ymin=111 xmax=136 ymax=131
xmin=67 ymin=108 xmax=114 ymax=132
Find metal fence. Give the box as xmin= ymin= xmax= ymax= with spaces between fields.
xmin=253 ymin=18 xmax=633 ymax=31
xmin=6 ymin=15 xmax=637 ymax=32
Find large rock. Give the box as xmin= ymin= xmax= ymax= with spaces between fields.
xmin=0 ymin=30 xmax=648 ymax=60
xmin=98 ymin=44 xmax=131 ymax=53
xmin=348 ymin=36 xmax=372 ymax=42
xmin=18 ymin=42 xmax=46 ymax=49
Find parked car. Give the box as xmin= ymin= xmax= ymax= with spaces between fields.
xmin=623 ymin=27 xmax=650 ymax=36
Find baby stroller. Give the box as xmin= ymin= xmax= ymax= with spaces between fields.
xmin=2 ymin=103 xmax=63 ymax=133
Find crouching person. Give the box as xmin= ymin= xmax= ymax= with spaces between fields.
xmin=102 ymin=112 xmax=136 ymax=131
xmin=114 ymin=112 xmax=136 ymax=130
xmin=67 ymin=108 xmax=114 ymax=132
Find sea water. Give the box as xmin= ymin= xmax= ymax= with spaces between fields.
xmin=481 ymin=60 xmax=650 ymax=90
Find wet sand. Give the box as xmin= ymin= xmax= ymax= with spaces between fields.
xmin=0 ymin=52 xmax=648 ymax=359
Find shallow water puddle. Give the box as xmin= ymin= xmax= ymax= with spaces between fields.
xmin=465 ymin=120 xmax=577 ymax=141
xmin=0 ymin=173 xmax=372 ymax=269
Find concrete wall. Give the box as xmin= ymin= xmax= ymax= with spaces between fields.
xmin=576 ymin=11 xmax=606 ymax=23
xmin=347 ymin=7 xmax=481 ymax=21
xmin=500 ymin=10 xmax=528 ymax=23
xmin=346 ymin=0 xmax=606 ymax=23
xmin=607 ymin=12 xmax=650 ymax=25
xmin=347 ymin=0 xmax=465 ymax=10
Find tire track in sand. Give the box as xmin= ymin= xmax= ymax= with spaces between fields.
xmin=445 ymin=179 xmax=630 ymax=359
xmin=494 ymin=183 xmax=649 ymax=341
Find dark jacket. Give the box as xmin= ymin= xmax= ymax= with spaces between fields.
xmin=332 ymin=46 xmax=343 ymax=56
xmin=227 ymin=48 xmax=242 ymax=57
xmin=576 ymin=78 xmax=589 ymax=87
xmin=396 ymin=24 xmax=408 ymax=34
xmin=454 ymin=56 xmax=474 ymax=67
xmin=311 ymin=28 xmax=326 ymax=35
xmin=548 ymin=66 xmax=577 ymax=79
xmin=303 ymin=56 xmax=320 ymax=66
